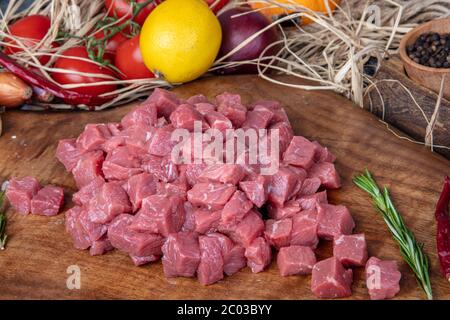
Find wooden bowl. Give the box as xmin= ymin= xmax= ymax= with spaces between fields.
xmin=399 ymin=18 xmax=450 ymax=100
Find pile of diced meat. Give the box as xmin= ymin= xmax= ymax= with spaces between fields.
xmin=50 ymin=88 xmax=401 ymax=299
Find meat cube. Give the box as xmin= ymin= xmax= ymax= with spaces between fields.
xmin=205 ymin=111 xmax=233 ymax=133
xmin=169 ymin=104 xmax=207 ymax=131
xmin=195 ymin=102 xmax=216 ymax=116
xmin=207 ymin=233 xmax=246 ymax=276
xmin=156 ymin=182 xmax=187 ymax=199
xmin=334 ymin=234 xmax=368 ymax=267
xmin=76 ymin=124 xmax=112 ymax=153
xmin=148 ymin=125 xmax=176 ymax=157
xmin=197 ymin=235 xmax=224 ymax=285
xmin=193 ymin=209 xmax=221 ymax=234
xmin=181 ymin=202 xmax=196 ymax=232
xmin=6 ymin=176 xmax=41 ymax=214
xmin=121 ymin=103 xmax=157 ymax=129
xmin=79 ymin=208 xmax=108 ymax=242
xmin=264 ymin=219 xmax=292 ymax=249
xmin=56 ymin=139 xmax=83 ymax=172
xmin=365 ymin=257 xmax=401 ymax=300
xmin=130 ymin=194 xmax=185 ymax=236
xmin=282 ymin=136 xmax=317 ymax=169
xmin=130 ymin=254 xmax=160 ymax=266
xmin=239 ymin=175 xmax=268 ymax=208
xmin=317 ymin=203 xmax=355 ymax=240
xmin=65 ymin=206 xmax=91 ymax=250
xmin=30 ymin=185 xmax=64 ymax=216
xmin=311 ymin=257 xmax=353 ymax=299
xmin=221 ymin=190 xmax=253 ymax=224
xmin=87 ymin=182 xmax=132 ymax=224
xmin=102 ymin=146 xmax=143 ymax=181
xmin=89 ymin=237 xmax=113 ymax=256
xmin=291 ymin=209 xmax=319 ymax=249
xmin=241 ymin=108 xmax=274 ymax=130
xmin=162 ymin=231 xmax=201 ymax=278
xmin=184 ymin=163 xmax=207 ymax=186
xmin=142 ymin=155 xmax=178 ymax=183
xmin=298 ymin=177 xmax=321 ymax=196
xmin=296 ymin=191 xmax=328 ymax=210
xmin=198 ymin=164 xmax=245 ymax=185
xmin=123 ymin=173 xmax=157 ymax=212
xmin=146 ymin=88 xmax=180 ymax=119
xmin=250 ymin=100 xmax=281 ymax=111
xmin=108 ymin=214 xmax=164 ymax=256
xmin=72 ymin=151 xmax=105 ymax=188
xmin=267 ymin=202 xmax=301 ymax=220
xmin=267 ymin=166 xmax=306 ymax=206
xmin=277 ymin=245 xmax=316 ymax=276
xmin=187 ymin=182 xmax=236 ymax=210
xmin=313 ymin=141 xmax=336 ymax=163
xmin=245 ymin=237 xmax=272 ymax=273
xmin=219 ymin=210 xmax=264 ymax=247
xmin=308 ymin=162 xmax=341 ymax=189
xmin=72 ymin=177 xmax=104 ymax=206
xmin=216 ymin=92 xmax=247 ymax=127
xmin=187 ymin=94 xmax=209 ymax=105
xmin=269 ymin=121 xmax=293 ymax=154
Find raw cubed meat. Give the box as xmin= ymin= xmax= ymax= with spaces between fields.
xmin=121 ymin=103 xmax=157 ymax=129
xmin=6 ymin=176 xmax=41 ymax=214
xmin=87 ymin=182 xmax=132 ymax=224
xmin=365 ymin=257 xmax=401 ymax=300
xmin=221 ymin=190 xmax=253 ymax=224
xmin=170 ymin=104 xmax=207 ymax=131
xmin=298 ymin=177 xmax=321 ymax=196
xmin=296 ymin=191 xmax=328 ymax=210
xmin=181 ymin=202 xmax=196 ymax=232
xmin=264 ymin=218 xmax=292 ymax=249
xmin=195 ymin=102 xmax=216 ymax=116
xmin=291 ymin=210 xmax=319 ymax=249
xmin=216 ymin=92 xmax=247 ymax=127
xmin=187 ymin=182 xmax=236 ymax=210
xmin=142 ymin=155 xmax=178 ymax=183
xmin=156 ymin=182 xmax=187 ymax=199
xmin=207 ymin=233 xmax=246 ymax=276
xmin=89 ymin=237 xmax=113 ymax=256
xmin=197 ymin=235 xmax=224 ymax=285
xmin=30 ymin=185 xmax=64 ymax=216
xmin=76 ymin=124 xmax=112 ymax=153
xmin=107 ymin=122 xmax=122 ymax=136
xmin=146 ymin=88 xmax=180 ymax=119
xmin=277 ymin=245 xmax=316 ymax=276
xmin=334 ymin=234 xmax=368 ymax=267
xmin=308 ymin=162 xmax=341 ymax=189
xmin=79 ymin=208 xmax=108 ymax=242
xmin=56 ymin=139 xmax=82 ymax=172
xmin=130 ymin=254 xmax=160 ymax=266
xmin=269 ymin=121 xmax=293 ymax=154
xmin=267 ymin=166 xmax=306 ymax=206
xmin=130 ymin=194 xmax=185 ymax=236
xmin=317 ymin=203 xmax=355 ymax=240
xmin=72 ymin=177 xmax=104 ymax=206
xmin=239 ymin=175 xmax=268 ymax=208
xmin=65 ymin=206 xmax=91 ymax=250
xmin=123 ymin=173 xmax=157 ymax=212
xmin=313 ymin=141 xmax=336 ymax=163
xmin=311 ymin=257 xmax=353 ymax=299
xmin=72 ymin=151 xmax=105 ymax=188
xmin=245 ymin=237 xmax=272 ymax=273
xmin=102 ymin=146 xmax=143 ymax=181
xmin=267 ymin=202 xmax=300 ymax=220
xmin=185 ymin=163 xmax=207 ymax=186
xmin=187 ymin=94 xmax=209 ymax=105
xmin=162 ymin=231 xmax=201 ymax=278
xmin=205 ymin=111 xmax=233 ymax=133
xmin=198 ymin=164 xmax=245 ymax=185
xmin=241 ymin=108 xmax=274 ymax=130
xmin=108 ymin=214 xmax=164 ymax=256
xmin=193 ymin=208 xmax=221 ymax=234
xmin=148 ymin=125 xmax=176 ymax=157
xmin=282 ymin=136 xmax=317 ymax=169
xmin=219 ymin=210 xmax=264 ymax=247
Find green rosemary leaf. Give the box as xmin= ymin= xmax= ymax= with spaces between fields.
xmin=353 ymin=169 xmax=433 ymax=300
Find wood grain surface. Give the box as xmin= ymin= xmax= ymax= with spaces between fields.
xmin=0 ymin=75 xmax=449 ymax=300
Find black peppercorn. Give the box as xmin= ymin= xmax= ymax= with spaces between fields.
xmin=408 ymin=32 xmax=450 ymax=68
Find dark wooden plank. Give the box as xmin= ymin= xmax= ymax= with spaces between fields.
xmin=0 ymin=75 xmax=448 ymax=300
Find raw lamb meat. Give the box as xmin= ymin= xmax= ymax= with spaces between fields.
xmin=317 ymin=203 xmax=355 ymax=240
xmin=30 ymin=186 xmax=64 ymax=216
xmin=333 ymin=233 xmax=368 ymax=267
xmin=277 ymin=245 xmax=316 ymax=276
xmin=6 ymin=176 xmax=41 ymax=214
xmin=245 ymin=237 xmax=272 ymax=273
xmin=365 ymin=257 xmax=401 ymax=300
xmin=162 ymin=231 xmax=200 ymax=278
xmin=311 ymin=257 xmax=353 ymax=299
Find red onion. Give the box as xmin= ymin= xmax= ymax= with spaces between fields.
xmin=216 ymin=7 xmax=279 ymax=74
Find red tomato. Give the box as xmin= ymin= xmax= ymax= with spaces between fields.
xmin=4 ymin=15 xmax=53 ymax=64
xmin=92 ymin=25 xmax=132 ymax=61
xmin=104 ymin=0 xmax=161 ymax=26
xmin=205 ymin=0 xmax=229 ymax=13
xmin=115 ymin=35 xmax=154 ymax=80
xmin=51 ymin=46 xmax=117 ymax=97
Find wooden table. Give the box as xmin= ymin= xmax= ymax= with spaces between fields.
xmin=0 ymin=75 xmax=448 ymax=299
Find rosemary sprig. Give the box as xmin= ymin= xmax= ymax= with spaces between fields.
xmin=0 ymin=191 xmax=7 ymax=250
xmin=353 ymin=169 xmax=433 ymax=300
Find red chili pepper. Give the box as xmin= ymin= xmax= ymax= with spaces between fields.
xmin=0 ymin=52 xmax=114 ymax=107
xmin=435 ymin=176 xmax=450 ymax=282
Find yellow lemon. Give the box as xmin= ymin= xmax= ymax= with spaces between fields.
xmin=140 ymin=0 xmax=222 ymax=83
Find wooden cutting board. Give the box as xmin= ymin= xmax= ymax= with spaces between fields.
xmin=0 ymin=75 xmax=448 ymax=300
